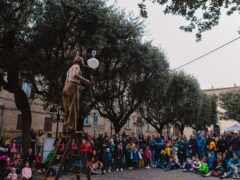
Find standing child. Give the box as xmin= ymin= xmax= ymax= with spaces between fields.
xmin=165 ymin=143 xmax=171 ymax=157
xmin=131 ymin=146 xmax=140 ymax=169
xmin=145 ymin=146 xmax=152 ymax=169
xmin=103 ymin=148 xmax=112 ymax=173
xmin=10 ymin=139 xmax=17 ymax=161
xmin=7 ymin=167 xmax=17 ymax=180
xmin=138 ymin=148 xmax=144 ymax=168
xmin=21 ymin=162 xmax=32 ymax=180
xmin=114 ymin=144 xmax=124 ymax=172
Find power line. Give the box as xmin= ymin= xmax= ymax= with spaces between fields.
xmin=172 ymin=36 xmax=240 ymax=71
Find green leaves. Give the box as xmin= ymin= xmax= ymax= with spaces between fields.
xmin=139 ymin=0 xmax=239 ymax=41
xmin=219 ymin=90 xmax=240 ymax=122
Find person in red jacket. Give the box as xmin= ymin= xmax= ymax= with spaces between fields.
xmin=86 ymin=136 xmax=94 ymax=160
xmin=81 ymin=139 xmax=88 ymax=160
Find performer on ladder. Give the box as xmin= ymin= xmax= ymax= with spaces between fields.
xmin=62 ymin=56 xmax=90 ymax=133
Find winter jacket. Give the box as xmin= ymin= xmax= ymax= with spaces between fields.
xmin=197 ymin=136 xmax=206 ymax=150
xmin=224 ymin=135 xmax=232 ymax=150
xmin=36 ymin=134 xmax=46 ymax=146
xmin=227 ymin=158 xmax=240 ymax=168
xmin=200 ymin=163 xmax=209 ymax=174
xmin=154 ymin=138 xmax=163 ymax=150
xmin=216 ymin=139 xmax=225 ymax=153
xmin=131 ymin=150 xmax=140 ymax=162
xmin=230 ymin=136 xmax=240 ymax=151
xmin=145 ymin=150 xmax=152 ymax=159
xmin=114 ymin=149 xmax=124 ymax=160
xmin=104 ymin=151 xmax=112 ymax=162
xmin=209 ymin=141 xmax=217 ymax=151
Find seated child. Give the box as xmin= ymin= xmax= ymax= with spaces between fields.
xmin=88 ymin=157 xmax=103 ymax=175
xmin=7 ymin=167 xmax=17 ymax=180
xmin=192 ymin=156 xmax=201 ymax=172
xmin=36 ymin=152 xmax=45 ymax=173
xmin=156 ymin=150 xmax=168 ymax=168
xmin=13 ymin=153 xmax=23 ymax=174
xmin=144 ymin=146 xmax=152 ymax=169
xmin=205 ymin=153 xmax=225 ymax=177
xmin=183 ymin=157 xmax=193 ymax=172
xmin=199 ymin=157 xmax=209 ymax=176
xmin=21 ymin=162 xmax=32 ymax=180
xmin=171 ymin=154 xmax=181 ymax=169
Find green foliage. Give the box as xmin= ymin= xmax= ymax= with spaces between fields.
xmin=138 ymin=0 xmax=240 ymax=40
xmin=193 ymin=93 xmax=218 ymax=130
xmin=140 ymin=71 xmax=218 ymax=134
xmin=219 ymin=89 xmax=240 ymax=122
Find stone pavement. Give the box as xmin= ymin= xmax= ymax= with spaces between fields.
xmin=35 ymin=169 xmax=235 ymax=180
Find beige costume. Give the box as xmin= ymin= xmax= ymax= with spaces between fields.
xmin=62 ymin=66 xmax=81 ymax=130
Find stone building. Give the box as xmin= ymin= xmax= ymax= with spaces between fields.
xmin=0 ymin=85 xmax=157 ymax=138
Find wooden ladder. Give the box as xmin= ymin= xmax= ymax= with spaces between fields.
xmin=44 ymin=132 xmax=91 ymax=180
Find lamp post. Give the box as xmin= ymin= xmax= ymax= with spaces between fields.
xmin=50 ymin=106 xmax=64 ymax=139
xmin=0 ymin=102 xmax=4 ymax=137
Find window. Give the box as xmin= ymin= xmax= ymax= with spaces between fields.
xmin=126 ymin=119 xmax=130 ymax=129
xmin=84 ymin=116 xmax=90 ymax=125
xmin=146 ymin=123 xmax=150 ymax=130
xmin=22 ymin=82 xmax=32 ymax=97
xmin=17 ymin=114 xmax=23 ymax=130
xmin=44 ymin=117 xmax=52 ymax=131
xmin=93 ymin=115 xmax=98 ymax=130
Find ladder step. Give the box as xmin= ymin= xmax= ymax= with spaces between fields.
xmin=73 ymin=164 xmax=83 ymax=167
xmin=62 ymin=135 xmax=70 ymax=139
xmin=51 ymin=166 xmax=59 ymax=169
xmin=55 ymin=154 xmax=63 ymax=157
xmin=71 ymin=154 xmax=80 ymax=157
xmin=77 ymin=173 xmax=87 ymax=177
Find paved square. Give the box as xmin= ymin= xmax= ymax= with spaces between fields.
xmin=35 ymin=169 xmax=235 ymax=180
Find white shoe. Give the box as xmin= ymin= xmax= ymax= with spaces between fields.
xmin=147 ymin=166 xmax=150 ymax=169
xmin=108 ymin=169 xmax=111 ymax=173
xmin=116 ymin=168 xmax=119 ymax=172
xmin=120 ymin=168 xmax=123 ymax=172
xmin=37 ymin=169 xmax=42 ymax=173
xmin=103 ymin=170 xmax=106 ymax=174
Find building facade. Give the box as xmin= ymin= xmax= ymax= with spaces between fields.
xmin=0 ymin=87 xmax=158 ymax=138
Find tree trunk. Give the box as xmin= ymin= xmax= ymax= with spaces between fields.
xmin=77 ymin=114 xmax=84 ymax=131
xmin=114 ymin=125 xmax=121 ymax=135
xmin=7 ymin=68 xmax=31 ymax=155
xmin=180 ymin=125 xmax=185 ymax=135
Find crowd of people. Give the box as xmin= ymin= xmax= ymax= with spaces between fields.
xmin=0 ymin=129 xmax=240 ymax=179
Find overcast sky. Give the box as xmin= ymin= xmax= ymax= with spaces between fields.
xmin=108 ymin=0 xmax=240 ymax=90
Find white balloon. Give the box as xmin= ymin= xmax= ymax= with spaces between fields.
xmin=87 ymin=57 xmax=99 ymax=69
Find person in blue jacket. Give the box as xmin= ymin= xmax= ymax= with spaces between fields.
xmin=197 ymin=133 xmax=206 ymax=160
xmin=103 ymin=148 xmax=112 ymax=173
xmin=222 ymin=153 xmax=240 ymax=178
xmin=154 ymin=133 xmax=164 ymax=162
